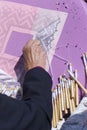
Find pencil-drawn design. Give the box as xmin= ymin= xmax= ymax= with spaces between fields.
xmin=36 ymin=18 xmax=61 ymax=51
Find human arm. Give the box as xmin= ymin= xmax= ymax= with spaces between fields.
xmin=0 ymin=67 xmax=52 ymax=130
xmin=0 ymin=40 xmax=52 ymax=130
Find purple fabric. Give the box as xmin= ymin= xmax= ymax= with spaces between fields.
xmin=5 ymin=31 xmax=33 ymax=57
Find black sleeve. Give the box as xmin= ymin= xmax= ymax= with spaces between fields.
xmin=0 ymin=67 xmax=52 ymax=130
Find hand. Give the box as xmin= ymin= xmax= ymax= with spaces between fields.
xmin=23 ymin=40 xmax=46 ymax=70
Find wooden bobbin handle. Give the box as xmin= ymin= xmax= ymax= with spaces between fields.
xmin=68 ymin=70 xmax=87 ymax=95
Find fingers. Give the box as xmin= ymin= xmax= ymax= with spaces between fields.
xmin=23 ymin=39 xmax=45 ymax=55
xmin=23 ymin=40 xmax=42 ymax=53
xmin=23 ymin=40 xmax=33 ymax=52
xmin=24 ymin=40 xmax=40 ymax=48
xmin=22 ymin=39 xmax=46 ymax=70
